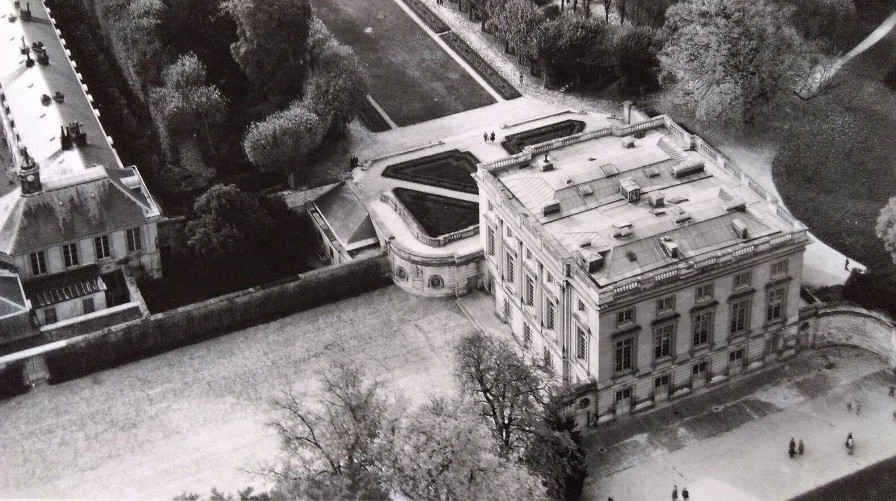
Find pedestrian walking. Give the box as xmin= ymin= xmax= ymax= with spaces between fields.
xmin=673 ymin=484 xmax=679 ymax=500
xmin=889 ymin=385 xmax=894 ymax=397
xmin=483 ymin=132 xmax=489 ymax=143
xmin=519 ymin=70 xmax=524 ymax=86
xmin=856 ymin=401 xmax=862 ymax=415
xmin=490 ymin=131 xmax=496 ymax=142
xmin=789 ymin=437 xmax=796 ymax=458
xmin=847 ymin=400 xmax=852 ymax=412
xmin=682 ymin=487 xmax=690 ymax=500
xmin=798 ymin=439 xmax=805 ymax=455
xmin=845 ymin=258 xmax=850 ymax=270
xmin=846 ymin=432 xmax=854 ymax=455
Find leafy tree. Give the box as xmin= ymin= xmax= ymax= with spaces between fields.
xmin=531 ymin=14 xmax=611 ymax=86
xmin=781 ymin=0 xmax=857 ymax=54
xmin=523 ymin=389 xmax=587 ymax=499
xmin=223 ymin=0 xmax=313 ymax=99
xmin=150 ymin=53 xmax=227 ymax=146
xmin=491 ymin=0 xmax=543 ymax=59
xmin=97 ymin=0 xmax=170 ymax=91
xmin=382 ymin=398 xmax=547 ymax=501
xmin=876 ymin=197 xmax=896 ymax=266
xmin=266 ymin=363 xmax=392 ymax=500
xmin=304 ymin=37 xmax=368 ymax=132
xmin=184 ymin=184 xmax=275 ymax=264
xmin=614 ymin=26 xmax=662 ymax=91
xmin=242 ymin=102 xmax=328 ymax=188
xmin=625 ymin=0 xmax=678 ymax=28
xmin=660 ymin=0 xmax=816 ymax=124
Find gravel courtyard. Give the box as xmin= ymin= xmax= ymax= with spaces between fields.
xmin=0 ymin=286 xmax=476 ymax=499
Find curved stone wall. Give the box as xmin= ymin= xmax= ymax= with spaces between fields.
xmin=804 ymin=304 xmax=896 ymax=369
xmin=387 ymin=243 xmax=482 ymax=298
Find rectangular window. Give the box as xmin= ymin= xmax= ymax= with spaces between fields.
xmin=730 ymin=299 xmax=751 ymax=334
xmin=545 ymin=271 xmax=553 ymax=284
xmin=656 ymin=295 xmax=675 ymax=314
xmin=29 ymin=251 xmax=47 ymax=276
xmin=771 ymin=259 xmax=788 ymax=277
xmin=62 ymin=243 xmax=80 ymax=268
xmin=767 ymin=287 xmax=787 ymax=322
xmin=577 ymin=326 xmax=588 ymax=360
xmin=696 ymin=283 xmax=714 ymax=302
xmin=692 ymin=361 xmax=708 ymax=375
xmin=729 ymin=348 xmax=745 ymax=362
xmin=523 ymin=323 xmax=532 ymax=347
xmin=616 ymin=308 xmax=635 ymax=327
xmin=43 ymin=307 xmax=57 ymax=325
xmin=578 ymin=299 xmax=586 ymax=312
xmin=82 ymin=297 xmax=95 ymax=314
xmin=654 ymin=375 xmax=670 ymax=388
xmin=692 ymin=310 xmax=714 ymax=346
xmin=505 ymin=253 xmax=515 ymax=284
xmin=615 ymin=338 xmax=633 ymax=372
xmin=486 ymin=227 xmax=495 ymax=256
xmin=734 ymin=270 xmax=752 ymax=289
xmin=525 ymin=275 xmax=534 ymax=306
xmin=615 ymin=387 xmax=632 ymax=401
xmin=94 ymin=235 xmax=111 ymax=260
xmin=503 ymin=299 xmax=512 ymax=324
xmin=654 ymin=324 xmax=673 ymax=360
xmin=545 ymin=300 xmax=556 ymax=330
xmin=126 ymin=227 xmax=143 ymax=252
xmin=525 ymin=247 xmax=532 ymax=260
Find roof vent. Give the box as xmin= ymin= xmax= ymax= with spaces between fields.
xmin=542 ymin=199 xmax=561 ymax=216
xmin=53 ymin=91 xmax=65 ymax=104
xmin=613 ymin=227 xmax=633 ymax=239
xmin=20 ymin=2 xmax=32 ymax=22
xmin=648 ymin=191 xmax=665 ymax=208
xmin=660 ymin=236 xmax=679 ymax=258
xmin=578 ymin=184 xmax=593 ymax=197
xmin=32 ymin=41 xmax=48 ymax=65
xmin=626 ymin=251 xmax=638 ymax=262
xmin=600 ymin=164 xmax=619 ymax=177
xmin=577 ymin=248 xmax=605 ymax=273
xmin=719 ymin=188 xmax=747 ymax=212
xmin=673 ymin=210 xmax=691 ymax=225
xmin=64 ymin=121 xmax=87 ymax=147
xmin=672 ymin=158 xmax=705 ymax=178
xmin=622 ymin=136 xmax=636 ymax=148
xmin=645 ymin=166 xmax=660 ymax=178
xmin=619 ymin=177 xmax=641 ymax=202
xmin=732 ymin=218 xmax=749 ymax=239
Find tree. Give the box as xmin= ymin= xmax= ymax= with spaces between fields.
xmin=625 ymin=0 xmax=677 ymax=28
xmin=522 ymin=389 xmax=587 ymax=499
xmin=304 ymin=36 xmax=368 ymax=132
xmin=782 ymin=0 xmax=857 ymax=54
xmin=659 ymin=0 xmax=816 ymax=124
xmin=491 ymin=0 xmax=543 ymax=58
xmin=184 ymin=184 xmax=275 ymax=264
xmin=223 ymin=0 xmax=313 ymax=99
xmin=242 ymin=102 xmax=328 ymax=188
xmin=267 ymin=363 xmax=392 ymax=500
xmin=150 ymin=53 xmax=227 ymax=147
xmin=382 ymin=398 xmax=547 ymax=501
xmin=531 ymin=14 xmax=611 ymax=86
xmin=455 ymin=332 xmax=549 ymax=457
xmin=97 ymin=0 xmax=171 ymax=91
xmin=876 ymin=197 xmax=896 ymax=266
xmin=614 ymin=26 xmax=662 ymax=91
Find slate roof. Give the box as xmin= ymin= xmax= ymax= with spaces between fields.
xmin=23 ymin=263 xmax=105 ymax=308
xmin=0 ymin=166 xmax=155 ymax=255
xmin=313 ymin=183 xmax=378 ymax=250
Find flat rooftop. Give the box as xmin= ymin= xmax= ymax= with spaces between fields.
xmin=0 ymin=0 xmax=122 ymax=192
xmin=492 ymin=123 xmax=802 ymax=285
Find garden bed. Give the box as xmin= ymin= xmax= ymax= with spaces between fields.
xmin=393 ymin=188 xmax=480 ymax=237
xmin=440 ymin=32 xmax=522 ymax=100
xmin=399 ymin=0 xmax=450 ymax=34
xmin=382 ymin=149 xmax=480 ymax=194
xmin=501 ymin=119 xmax=587 ymax=153
xmin=358 ymin=98 xmax=392 ymax=132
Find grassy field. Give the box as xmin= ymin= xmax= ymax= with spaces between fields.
xmin=773 ymin=30 xmax=896 ymax=275
xmin=310 ymin=0 xmax=495 ymax=127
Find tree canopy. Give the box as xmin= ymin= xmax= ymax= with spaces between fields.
xmin=876 ymin=197 xmax=896 ymax=266
xmin=303 ymin=33 xmax=368 ymax=129
xmin=223 ymin=0 xmax=313 ymax=99
xmin=150 ymin=53 xmax=227 ymax=146
xmin=242 ymin=102 xmax=328 ymax=187
xmin=184 ymin=184 xmax=274 ymax=264
xmin=531 ymin=14 xmax=611 ymax=85
xmin=660 ymin=0 xmax=816 ymax=124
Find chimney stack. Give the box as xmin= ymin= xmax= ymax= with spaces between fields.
xmin=33 ymin=42 xmax=48 ymax=65
xmin=60 ymin=125 xmax=73 ymax=150
xmin=69 ymin=121 xmax=87 ymax=146
xmin=20 ymin=2 xmax=31 ymax=22
xmin=17 ymin=147 xmax=41 ymax=195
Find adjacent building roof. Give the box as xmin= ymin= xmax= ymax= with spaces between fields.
xmin=23 ymin=263 xmax=105 ymax=308
xmin=488 ymin=123 xmax=802 ymax=286
xmin=313 ymin=183 xmax=379 ymax=251
xmin=0 ymin=269 xmax=28 ymax=318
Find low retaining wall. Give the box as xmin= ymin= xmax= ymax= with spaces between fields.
xmin=43 ymin=253 xmax=391 ymax=382
xmin=804 ymin=304 xmax=896 ymax=369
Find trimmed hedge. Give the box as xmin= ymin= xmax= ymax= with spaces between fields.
xmin=440 ymin=32 xmax=522 ymax=100
xmin=400 ymin=0 xmax=451 ymax=34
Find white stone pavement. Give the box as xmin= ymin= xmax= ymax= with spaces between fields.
xmin=588 ymin=348 xmax=896 ymax=501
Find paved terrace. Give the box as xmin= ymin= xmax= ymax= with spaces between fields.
xmin=0 ymin=286 xmax=477 ymax=499
xmin=584 ymin=346 xmax=896 ymax=501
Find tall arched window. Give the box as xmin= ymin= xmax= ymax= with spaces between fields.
xmin=428 ymin=275 xmax=444 ymax=289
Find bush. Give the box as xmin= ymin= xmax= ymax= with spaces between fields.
xmin=843 ymin=271 xmax=896 ymax=318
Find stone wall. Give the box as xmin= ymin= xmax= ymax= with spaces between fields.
xmin=805 ymin=304 xmax=896 ymax=369
xmin=43 ymin=253 xmax=391 ymax=382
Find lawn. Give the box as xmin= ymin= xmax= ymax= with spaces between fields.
xmin=393 ymin=188 xmax=480 ymax=237
xmin=382 ymin=149 xmax=480 ymax=193
xmin=310 ymin=0 xmax=496 ymax=127
xmin=772 ymin=30 xmax=896 ymax=276
xmin=501 ymin=119 xmax=587 ymax=153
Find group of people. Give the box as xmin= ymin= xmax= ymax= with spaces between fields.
xmin=348 ymin=155 xmax=360 ymax=168
xmin=846 ymin=400 xmax=862 ymax=414
xmin=483 ymin=131 xmax=497 ymax=143
xmin=672 ymin=485 xmax=690 ymax=500
xmin=788 ymin=437 xmax=806 ymax=458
